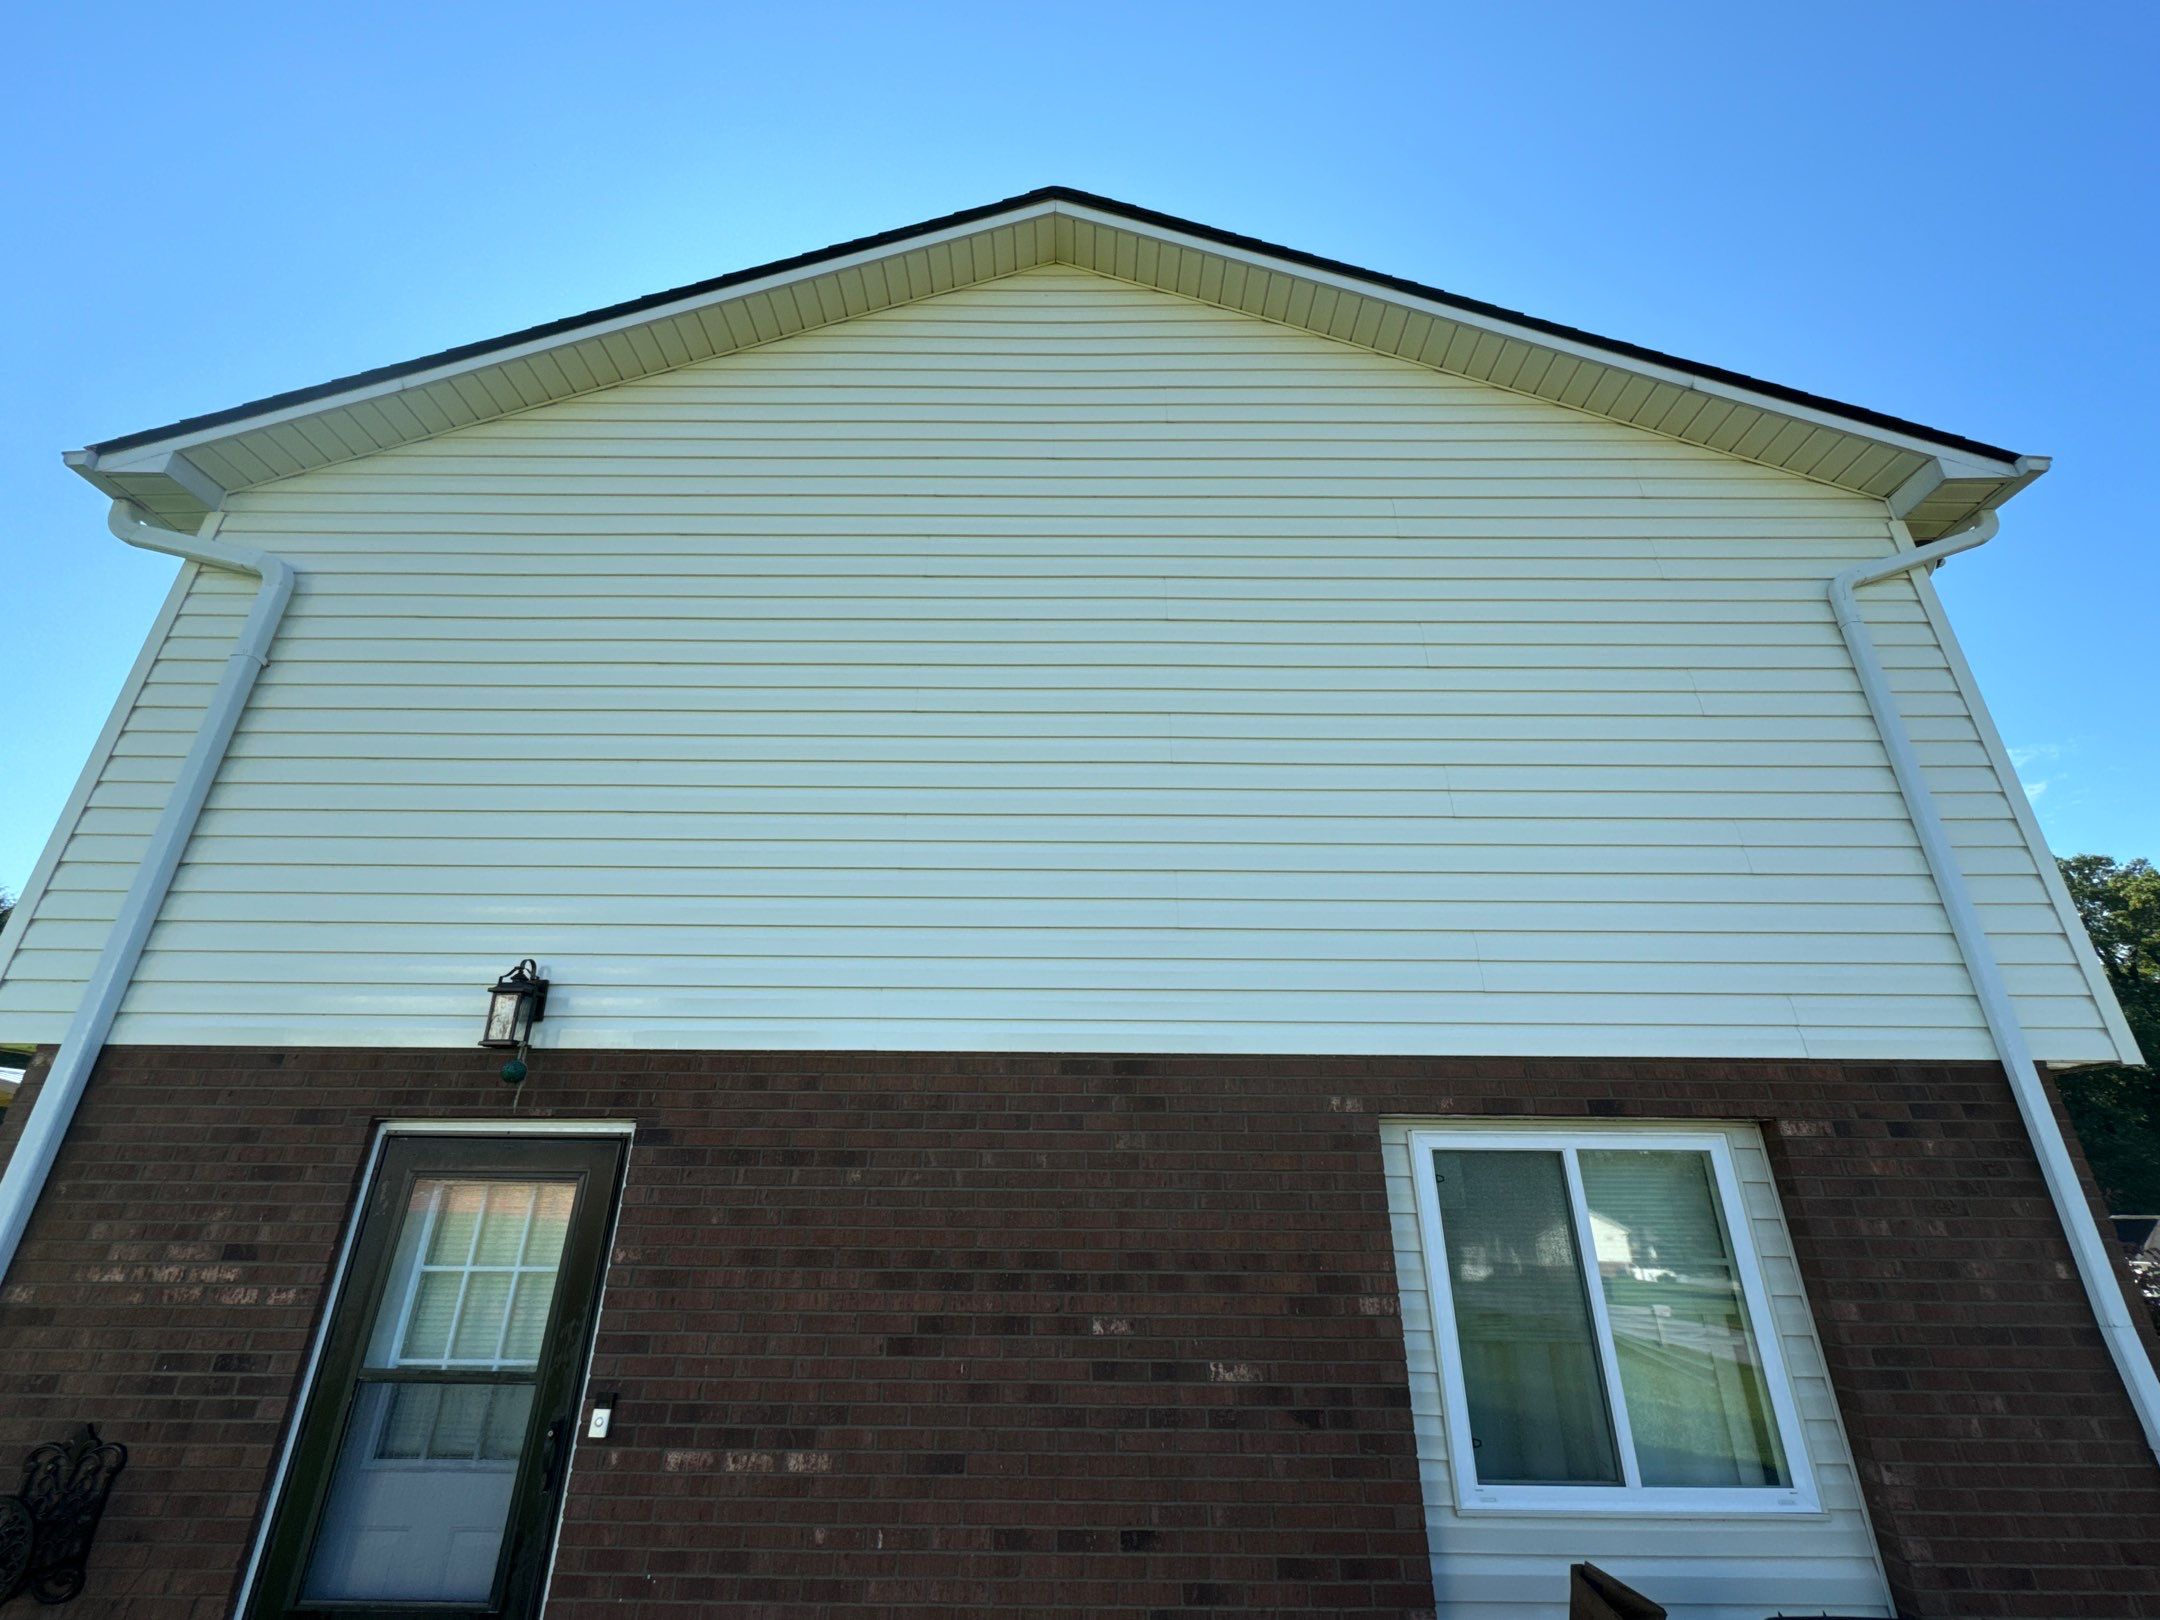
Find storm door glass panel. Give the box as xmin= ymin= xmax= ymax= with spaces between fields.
xmin=299 ymin=1178 xmax=576 ymax=1603
xmin=1429 ymin=1148 xmax=1621 ymax=1484
xmin=1576 ymin=1149 xmax=1790 ymax=1488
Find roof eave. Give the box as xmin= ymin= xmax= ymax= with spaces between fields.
xmin=64 ymin=187 xmax=2043 ymax=537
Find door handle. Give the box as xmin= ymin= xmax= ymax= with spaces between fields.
xmin=538 ymin=1417 xmax=571 ymax=1494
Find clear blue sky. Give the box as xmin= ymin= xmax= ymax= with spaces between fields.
xmin=4 ymin=2 xmax=2154 ymax=900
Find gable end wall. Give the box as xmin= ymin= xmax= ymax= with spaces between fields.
xmin=0 ymin=267 xmax=2121 ymax=1062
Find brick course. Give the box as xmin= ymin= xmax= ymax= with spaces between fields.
xmin=0 ymin=1046 xmax=2154 ymax=1619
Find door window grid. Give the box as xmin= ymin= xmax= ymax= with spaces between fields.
xmin=367 ymin=1384 xmax=535 ymax=1468
xmin=380 ymin=1181 xmax=572 ymax=1372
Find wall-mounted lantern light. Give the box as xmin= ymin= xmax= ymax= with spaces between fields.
xmin=479 ymin=959 xmax=548 ymax=1071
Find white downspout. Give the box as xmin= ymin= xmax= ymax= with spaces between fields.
xmin=1832 ymin=513 xmax=2160 ymax=1464
xmin=0 ymin=500 xmax=294 ymax=1284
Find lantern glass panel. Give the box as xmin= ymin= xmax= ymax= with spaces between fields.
xmin=484 ymin=987 xmax=529 ymax=1047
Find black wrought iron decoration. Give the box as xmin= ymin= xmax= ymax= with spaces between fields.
xmin=0 ymin=1427 xmax=128 ymax=1605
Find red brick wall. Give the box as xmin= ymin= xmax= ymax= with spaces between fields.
xmin=0 ymin=1047 xmax=2155 ymax=1619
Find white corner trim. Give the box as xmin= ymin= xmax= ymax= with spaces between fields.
xmin=1898 ymin=529 xmax=2143 ymax=1067
xmin=0 ymin=505 xmax=296 ymax=1288
xmin=1833 ymin=518 xmax=2160 ymax=1463
xmin=1884 ymin=459 xmax=1947 ymax=520
xmin=0 ymin=556 xmax=201 ymax=989
xmin=152 ymin=450 xmax=231 ymax=512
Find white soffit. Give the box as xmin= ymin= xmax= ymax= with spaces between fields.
xmin=65 ymin=189 xmax=2042 ymax=539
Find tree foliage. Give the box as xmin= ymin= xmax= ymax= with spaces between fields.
xmin=2056 ymin=855 xmax=2160 ymax=1213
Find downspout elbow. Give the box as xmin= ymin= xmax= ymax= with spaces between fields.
xmin=106 ymin=500 xmax=295 ymax=668
xmin=1830 ymin=510 xmax=1998 ymax=629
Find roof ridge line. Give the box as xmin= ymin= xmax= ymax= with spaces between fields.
xmin=81 ymin=186 xmax=2021 ymax=466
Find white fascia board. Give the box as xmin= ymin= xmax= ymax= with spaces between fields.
xmin=77 ymin=196 xmax=2024 ymax=492
xmin=1050 ymin=201 xmax=2029 ymax=484
xmin=78 ymin=201 xmax=1068 ymax=476
xmin=59 ymin=450 xmax=140 ymax=507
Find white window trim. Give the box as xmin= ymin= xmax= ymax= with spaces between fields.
xmin=1405 ymin=1124 xmax=1820 ymax=1517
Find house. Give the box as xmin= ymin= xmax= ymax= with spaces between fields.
xmin=0 ymin=187 xmax=2154 ymax=1620
xmin=2119 ymin=1216 xmax=2160 ymax=1327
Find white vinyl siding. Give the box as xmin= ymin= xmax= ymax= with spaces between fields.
xmin=1383 ymin=1118 xmax=1892 ymax=1619
xmin=0 ymin=266 xmax=2120 ymax=1058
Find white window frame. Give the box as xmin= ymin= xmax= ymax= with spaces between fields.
xmin=1406 ymin=1125 xmax=1819 ymax=1516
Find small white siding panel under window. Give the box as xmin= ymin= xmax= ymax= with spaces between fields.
xmin=1382 ymin=1117 xmax=1892 ymax=1619
xmin=0 ymin=266 xmax=2119 ymax=1058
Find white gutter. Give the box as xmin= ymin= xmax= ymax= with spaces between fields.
xmin=0 ymin=500 xmax=293 ymax=1283
xmin=1832 ymin=515 xmax=2160 ymax=1464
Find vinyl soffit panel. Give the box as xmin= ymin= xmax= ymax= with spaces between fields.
xmin=70 ymin=189 xmax=2032 ymax=538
